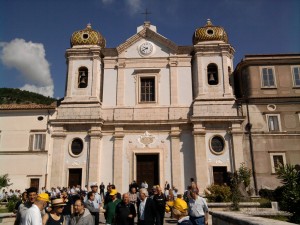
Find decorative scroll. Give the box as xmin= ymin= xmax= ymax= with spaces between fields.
xmin=138 ymin=131 xmax=155 ymax=147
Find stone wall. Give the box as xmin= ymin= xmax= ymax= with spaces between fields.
xmin=210 ymin=211 xmax=296 ymax=225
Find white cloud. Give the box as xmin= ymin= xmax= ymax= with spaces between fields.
xmin=126 ymin=0 xmax=142 ymax=14
xmin=0 ymin=38 xmax=54 ymax=97
xmin=20 ymin=84 xmax=54 ymax=98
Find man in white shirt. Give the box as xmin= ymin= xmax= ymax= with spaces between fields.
xmin=89 ymin=183 xmax=102 ymax=209
xmin=188 ymin=189 xmax=209 ymax=225
xmin=23 ymin=193 xmax=50 ymax=225
xmin=15 ymin=187 xmax=38 ymax=225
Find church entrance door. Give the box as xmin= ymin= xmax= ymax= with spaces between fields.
xmin=213 ymin=166 xmax=228 ymax=185
xmin=68 ymin=168 xmax=82 ymax=187
xmin=136 ymin=154 xmax=159 ymax=189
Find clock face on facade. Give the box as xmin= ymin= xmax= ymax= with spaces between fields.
xmin=139 ymin=41 xmax=154 ymax=56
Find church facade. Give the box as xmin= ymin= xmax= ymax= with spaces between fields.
xmin=1 ymin=20 xmax=299 ymax=194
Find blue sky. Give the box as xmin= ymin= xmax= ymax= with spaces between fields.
xmin=0 ymin=0 xmax=299 ymax=98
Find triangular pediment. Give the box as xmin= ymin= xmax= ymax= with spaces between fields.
xmin=116 ymin=27 xmax=178 ymax=54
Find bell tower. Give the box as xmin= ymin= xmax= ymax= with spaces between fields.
xmin=63 ymin=24 xmax=106 ymax=103
xmin=192 ymin=19 xmax=235 ymax=100
xmin=191 ymin=20 xmax=244 ymax=193
xmin=50 ymin=24 xmax=106 ymax=188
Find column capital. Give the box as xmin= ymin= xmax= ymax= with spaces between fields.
xmin=227 ymin=124 xmax=243 ymax=135
xmin=51 ymin=130 xmax=66 ymax=138
xmin=114 ymin=126 xmax=124 ymax=139
xmin=170 ymin=125 xmax=181 ymax=138
xmin=89 ymin=131 xmax=102 ymax=139
xmin=192 ymin=131 xmax=206 ymax=136
xmin=89 ymin=125 xmax=102 ymax=138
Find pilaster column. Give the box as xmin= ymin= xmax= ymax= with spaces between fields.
xmin=91 ymin=51 xmax=101 ymax=100
xmin=113 ymin=126 xmax=124 ymax=191
xmin=65 ymin=58 xmax=74 ymax=98
xmin=230 ymin=123 xmax=245 ymax=170
xmin=193 ymin=124 xmax=209 ymax=193
xmin=50 ymin=127 xmax=66 ymax=187
xmin=170 ymin=126 xmax=182 ymax=191
xmin=195 ymin=51 xmax=205 ymax=97
xmin=88 ymin=125 xmax=102 ymax=185
xmin=169 ymin=59 xmax=178 ymax=105
xmin=221 ymin=48 xmax=234 ymax=98
xmin=116 ymin=61 xmax=125 ymax=106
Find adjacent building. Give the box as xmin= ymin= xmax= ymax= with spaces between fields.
xmin=234 ymin=54 xmax=300 ymax=189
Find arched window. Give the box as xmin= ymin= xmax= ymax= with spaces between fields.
xmin=207 ymin=64 xmax=218 ymax=85
xmin=78 ymin=67 xmax=88 ymax=88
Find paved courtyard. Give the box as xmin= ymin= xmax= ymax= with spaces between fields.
xmin=98 ymin=212 xmax=212 ymax=225
xmin=0 ymin=210 xmax=212 ymax=225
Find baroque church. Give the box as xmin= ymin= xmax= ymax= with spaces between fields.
xmin=1 ymin=20 xmax=299 ymax=194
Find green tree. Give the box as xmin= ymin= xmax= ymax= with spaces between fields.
xmin=0 ymin=88 xmax=56 ymax=105
xmin=206 ymin=184 xmax=232 ymax=202
xmin=0 ymin=174 xmax=12 ymax=189
xmin=238 ymin=162 xmax=252 ymax=196
xmin=230 ymin=171 xmax=241 ymax=211
xmin=227 ymin=163 xmax=252 ymax=210
xmin=276 ymin=164 xmax=300 ymax=223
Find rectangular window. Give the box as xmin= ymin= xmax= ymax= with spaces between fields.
xmin=292 ymin=66 xmax=300 ymax=87
xmin=29 ymin=134 xmax=46 ymax=151
xmin=34 ymin=134 xmax=43 ymax=150
xmin=270 ymin=153 xmax=286 ymax=173
xmin=261 ymin=67 xmax=276 ymax=87
xmin=267 ymin=114 xmax=281 ymax=131
xmin=140 ymin=77 xmax=155 ymax=102
xmin=30 ymin=178 xmax=40 ymax=190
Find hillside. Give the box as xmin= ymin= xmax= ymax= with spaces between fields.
xmin=0 ymin=88 xmax=56 ymax=105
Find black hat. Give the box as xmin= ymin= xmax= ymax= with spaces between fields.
xmin=26 ymin=187 xmax=38 ymax=194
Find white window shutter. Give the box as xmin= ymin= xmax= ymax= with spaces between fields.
xmin=28 ymin=134 xmax=34 ymax=151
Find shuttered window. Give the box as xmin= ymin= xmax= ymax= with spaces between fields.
xmin=293 ymin=67 xmax=300 ymax=86
xmin=267 ymin=115 xmax=280 ymax=131
xmin=29 ymin=134 xmax=46 ymax=151
xmin=270 ymin=153 xmax=286 ymax=173
xmin=262 ymin=67 xmax=276 ymax=87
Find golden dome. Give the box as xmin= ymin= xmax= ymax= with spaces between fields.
xmin=71 ymin=24 xmax=106 ymax=48
xmin=193 ymin=19 xmax=228 ymax=45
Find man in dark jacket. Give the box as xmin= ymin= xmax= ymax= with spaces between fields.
xmin=115 ymin=193 xmax=136 ymax=225
xmin=153 ymin=186 xmax=166 ymax=225
xmin=137 ymin=188 xmax=156 ymax=225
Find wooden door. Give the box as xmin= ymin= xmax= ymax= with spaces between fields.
xmin=136 ymin=154 xmax=159 ymax=189
xmin=68 ymin=169 xmax=82 ymax=187
xmin=30 ymin=178 xmax=39 ymax=190
xmin=213 ymin=166 xmax=228 ymax=185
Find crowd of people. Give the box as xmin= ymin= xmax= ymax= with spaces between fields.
xmin=9 ymin=179 xmax=208 ymax=225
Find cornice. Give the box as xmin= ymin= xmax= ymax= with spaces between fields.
xmin=0 ymin=151 xmax=48 ymax=155
xmin=50 ymin=119 xmax=104 ymax=125
xmin=251 ymin=132 xmax=300 ymax=136
xmin=65 ymin=46 xmax=101 ymax=57
xmin=190 ymin=116 xmax=245 ymax=123
xmin=237 ymin=96 xmax=300 ymax=104
xmin=193 ymin=44 xmax=235 ymax=55
xmin=235 ymin=54 xmax=300 ymax=73
xmin=103 ymin=120 xmax=190 ymax=126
